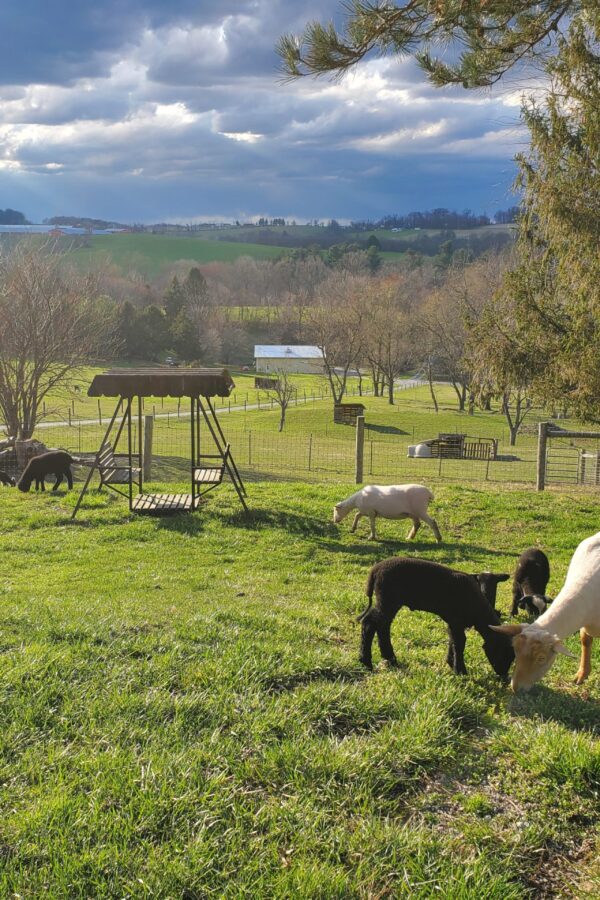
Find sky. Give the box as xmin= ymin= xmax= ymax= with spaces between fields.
xmin=0 ymin=1 xmax=528 ymax=224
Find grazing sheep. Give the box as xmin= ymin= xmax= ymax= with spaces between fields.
xmin=358 ymin=557 xmax=514 ymax=678
xmin=492 ymin=531 xmax=600 ymax=692
xmin=0 ymin=470 xmax=15 ymax=487
xmin=511 ymin=548 xmax=551 ymax=617
xmin=333 ymin=484 xmax=442 ymax=542
xmin=17 ymin=450 xmax=78 ymax=493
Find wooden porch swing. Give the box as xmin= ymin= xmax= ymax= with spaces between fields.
xmin=71 ymin=368 xmax=248 ymax=518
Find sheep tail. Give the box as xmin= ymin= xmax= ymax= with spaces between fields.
xmin=356 ymin=569 xmax=376 ymax=622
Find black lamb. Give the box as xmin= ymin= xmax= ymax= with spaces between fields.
xmin=0 ymin=470 xmax=15 ymax=487
xmin=357 ymin=557 xmax=514 ymax=678
xmin=511 ymin=548 xmax=551 ymax=617
xmin=17 ymin=450 xmax=77 ymax=493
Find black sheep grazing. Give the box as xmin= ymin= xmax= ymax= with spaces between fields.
xmin=0 ymin=470 xmax=15 ymax=487
xmin=17 ymin=450 xmax=76 ymax=493
xmin=511 ymin=548 xmax=551 ymax=617
xmin=358 ymin=557 xmax=514 ymax=678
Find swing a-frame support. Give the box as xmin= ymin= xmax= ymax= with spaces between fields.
xmin=72 ymin=368 xmax=248 ymax=519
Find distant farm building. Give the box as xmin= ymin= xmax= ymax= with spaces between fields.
xmin=254 ymin=345 xmax=325 ymax=375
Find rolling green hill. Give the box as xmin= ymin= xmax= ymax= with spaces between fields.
xmin=68 ymin=234 xmax=290 ymax=277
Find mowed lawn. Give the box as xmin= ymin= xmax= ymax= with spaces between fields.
xmin=1 ymin=482 xmax=599 ymax=897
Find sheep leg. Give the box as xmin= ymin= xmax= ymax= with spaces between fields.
xmin=376 ymin=618 xmax=398 ymax=666
xmin=511 ymin=585 xmax=522 ymax=617
xmin=448 ymin=625 xmax=467 ymax=675
xmin=368 ymin=513 xmax=377 ymax=540
xmin=350 ymin=511 xmax=362 ymax=533
xmin=575 ymin=629 xmax=593 ymax=685
xmin=52 ymin=473 xmax=63 ymax=492
xmin=421 ymin=513 xmax=442 ymax=543
xmin=66 ymin=467 xmax=73 ymax=490
xmin=359 ymin=614 xmax=377 ymax=670
xmin=446 ymin=626 xmax=456 ymax=670
xmin=406 ymin=518 xmax=421 ymax=540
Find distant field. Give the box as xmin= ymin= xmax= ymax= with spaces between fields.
xmin=66 ymin=234 xmax=289 ymax=277
xmin=57 ymin=225 xmax=515 ymax=277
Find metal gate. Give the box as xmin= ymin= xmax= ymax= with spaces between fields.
xmin=545 ymin=446 xmax=580 ymax=484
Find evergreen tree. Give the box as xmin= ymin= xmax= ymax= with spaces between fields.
xmin=163 ymin=276 xmax=185 ymax=321
xmin=278 ymin=1 xmax=588 ymax=88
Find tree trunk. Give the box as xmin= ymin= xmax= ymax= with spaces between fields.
xmin=388 ymin=375 xmax=394 ymax=405
xmin=279 ymin=407 xmax=285 ymax=432
xmin=427 ymin=363 xmax=438 ymax=413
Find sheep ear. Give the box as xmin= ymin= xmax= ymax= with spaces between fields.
xmin=495 ymin=574 xmax=510 ymax=583
xmin=490 ymin=624 xmax=524 ymax=636
xmin=553 ymin=638 xmax=576 ymax=658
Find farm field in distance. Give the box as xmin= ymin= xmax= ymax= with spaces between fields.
xmin=65 ymin=234 xmax=291 ymax=277
xmin=0 ymin=482 xmax=598 ymax=896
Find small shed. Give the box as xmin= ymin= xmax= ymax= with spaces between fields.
xmin=334 ymin=403 xmax=366 ymax=425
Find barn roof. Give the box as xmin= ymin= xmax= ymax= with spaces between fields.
xmin=254 ymin=345 xmax=323 ymax=359
xmin=88 ymin=368 xmax=235 ymax=398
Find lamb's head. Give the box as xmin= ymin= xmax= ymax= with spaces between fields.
xmin=333 ymin=502 xmax=349 ymax=524
xmin=489 ymin=623 xmax=574 ymax=691
xmin=474 ymin=572 xmax=510 ymax=609
xmin=517 ymin=594 xmax=552 ymax=618
xmin=17 ymin=473 xmax=32 ymax=492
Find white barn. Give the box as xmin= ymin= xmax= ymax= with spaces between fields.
xmin=254 ymin=345 xmax=325 ymax=375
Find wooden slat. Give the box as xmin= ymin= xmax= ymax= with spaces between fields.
xmin=194 ymin=466 xmax=224 ymax=484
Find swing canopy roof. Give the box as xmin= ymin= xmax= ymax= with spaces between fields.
xmin=88 ymin=368 xmax=235 ymax=399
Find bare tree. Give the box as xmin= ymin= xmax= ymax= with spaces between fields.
xmin=307 ymin=273 xmax=366 ymax=408
xmin=363 ymin=278 xmax=415 ymax=405
xmin=267 ymin=370 xmax=297 ymax=432
xmin=0 ymin=242 xmax=109 ymax=439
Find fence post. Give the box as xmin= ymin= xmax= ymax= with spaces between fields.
xmin=248 ymin=431 xmax=252 ymax=465
xmin=537 ymin=421 xmax=549 ymax=491
xmin=308 ymin=434 xmax=313 ymax=470
xmin=355 ymin=415 xmax=365 ymax=483
xmin=143 ymin=414 xmax=154 ymax=482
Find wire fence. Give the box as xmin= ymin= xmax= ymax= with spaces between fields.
xmin=5 ymin=385 xmax=600 ymax=492
xmin=2 ymin=412 xmax=541 ymax=489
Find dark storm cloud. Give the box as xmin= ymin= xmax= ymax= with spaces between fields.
xmin=0 ymin=1 xmax=522 ymax=221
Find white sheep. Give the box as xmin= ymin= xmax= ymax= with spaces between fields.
xmin=491 ymin=530 xmax=600 ymax=691
xmin=333 ymin=483 xmax=442 ymax=542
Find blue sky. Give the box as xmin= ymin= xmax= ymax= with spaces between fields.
xmin=0 ymin=1 xmax=526 ymax=224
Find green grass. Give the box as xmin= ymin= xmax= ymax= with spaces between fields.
xmin=40 ymin=368 xmax=367 ymax=424
xmin=65 ymin=234 xmax=290 ymax=277
xmin=0 ymin=482 xmax=599 ymax=896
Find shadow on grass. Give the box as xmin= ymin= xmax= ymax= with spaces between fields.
xmin=365 ymin=423 xmax=408 ymax=437
xmin=509 ymin=683 xmax=600 ymax=732
xmin=217 ymin=506 xmax=338 ymax=538
xmin=263 ymin=664 xmax=367 ymax=694
xmin=315 ymin=538 xmax=507 ymax=563
xmin=154 ymin=515 xmax=207 ymax=536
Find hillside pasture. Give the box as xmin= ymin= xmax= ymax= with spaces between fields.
xmin=0 ymin=482 xmax=598 ymax=896
xmin=65 ymin=234 xmax=289 ymax=277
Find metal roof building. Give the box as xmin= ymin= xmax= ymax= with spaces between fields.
xmin=254 ymin=345 xmax=325 ymax=374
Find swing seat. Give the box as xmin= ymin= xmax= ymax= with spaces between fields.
xmin=98 ymin=442 xmax=141 ymax=486
xmin=194 ymin=443 xmax=230 ymax=486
